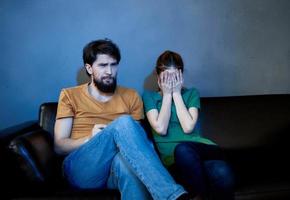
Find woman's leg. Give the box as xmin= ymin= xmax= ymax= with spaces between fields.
xmin=174 ymin=142 xmax=234 ymax=199
xmin=174 ymin=142 xmax=207 ymax=198
xmin=204 ymin=160 xmax=235 ymax=200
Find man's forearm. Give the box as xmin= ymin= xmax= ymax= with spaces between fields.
xmin=55 ymin=137 xmax=89 ymax=155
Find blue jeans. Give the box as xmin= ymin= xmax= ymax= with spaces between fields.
xmin=172 ymin=142 xmax=235 ymax=200
xmin=63 ymin=115 xmax=186 ymax=200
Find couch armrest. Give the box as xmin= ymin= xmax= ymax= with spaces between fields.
xmin=8 ymin=129 xmax=64 ymax=187
xmin=0 ymin=121 xmax=40 ymax=145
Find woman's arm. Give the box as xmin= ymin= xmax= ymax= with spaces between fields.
xmin=146 ymin=93 xmax=172 ymax=135
xmin=146 ymin=72 xmax=172 ymax=135
xmin=172 ymin=70 xmax=198 ymax=134
xmin=173 ymin=93 xmax=198 ymax=134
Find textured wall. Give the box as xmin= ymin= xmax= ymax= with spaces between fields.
xmin=1 ymin=0 xmax=289 ymax=130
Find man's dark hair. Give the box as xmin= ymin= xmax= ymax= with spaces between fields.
xmin=83 ymin=39 xmax=121 ymax=66
xmin=155 ymin=50 xmax=184 ymax=75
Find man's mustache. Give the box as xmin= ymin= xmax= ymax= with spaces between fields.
xmin=102 ymin=76 xmax=114 ymax=80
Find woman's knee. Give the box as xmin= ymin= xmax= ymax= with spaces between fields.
xmin=204 ymin=160 xmax=235 ymax=190
xmin=175 ymin=142 xmax=190 ymax=157
xmin=174 ymin=142 xmax=199 ymax=161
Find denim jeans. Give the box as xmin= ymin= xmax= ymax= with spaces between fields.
xmin=63 ymin=115 xmax=186 ymax=200
xmin=172 ymin=142 xmax=235 ymax=200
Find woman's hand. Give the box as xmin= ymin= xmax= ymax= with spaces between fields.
xmin=158 ymin=71 xmax=173 ymax=95
xmin=172 ymin=70 xmax=183 ymax=94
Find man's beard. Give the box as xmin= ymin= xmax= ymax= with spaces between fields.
xmin=93 ymin=76 xmax=117 ymax=93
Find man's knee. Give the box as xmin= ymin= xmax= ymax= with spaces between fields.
xmin=117 ymin=115 xmax=134 ymax=124
xmin=112 ymin=115 xmax=137 ymax=130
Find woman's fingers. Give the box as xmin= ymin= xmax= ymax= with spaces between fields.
xmin=179 ymin=69 xmax=183 ymax=83
xmin=172 ymin=73 xmax=176 ymax=86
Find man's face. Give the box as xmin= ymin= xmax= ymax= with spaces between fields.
xmin=87 ymin=54 xmax=118 ymax=93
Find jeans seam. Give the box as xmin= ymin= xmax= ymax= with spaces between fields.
xmin=116 ymin=144 xmax=157 ymax=199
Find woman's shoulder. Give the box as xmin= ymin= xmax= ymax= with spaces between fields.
xmin=142 ymin=90 xmax=159 ymax=99
xmin=182 ymin=87 xmax=200 ymax=96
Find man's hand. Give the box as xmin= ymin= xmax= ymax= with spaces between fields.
xmin=84 ymin=124 xmax=107 ymax=143
xmin=91 ymin=124 xmax=107 ymax=137
xmin=172 ymin=70 xmax=183 ymax=94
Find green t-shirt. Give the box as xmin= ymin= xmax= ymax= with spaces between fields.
xmin=142 ymin=88 xmax=216 ymax=167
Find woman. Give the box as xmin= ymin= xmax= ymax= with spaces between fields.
xmin=142 ymin=51 xmax=235 ymax=200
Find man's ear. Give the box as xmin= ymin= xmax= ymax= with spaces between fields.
xmin=85 ymin=64 xmax=93 ymax=75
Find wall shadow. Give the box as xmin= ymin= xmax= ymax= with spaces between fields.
xmin=143 ymin=70 xmax=159 ymax=92
xmin=76 ymin=66 xmax=90 ymax=85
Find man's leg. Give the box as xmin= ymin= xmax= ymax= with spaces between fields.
xmin=64 ymin=115 xmax=186 ymax=200
xmin=107 ymin=153 xmax=152 ymax=200
xmin=63 ymin=125 xmax=118 ymax=189
xmin=105 ymin=115 xmax=186 ymax=200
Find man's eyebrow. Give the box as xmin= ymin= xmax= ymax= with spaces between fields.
xmin=98 ymin=63 xmax=108 ymax=66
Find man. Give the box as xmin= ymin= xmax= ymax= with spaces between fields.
xmin=54 ymin=39 xmax=189 ymax=200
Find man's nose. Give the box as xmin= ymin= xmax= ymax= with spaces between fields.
xmin=105 ymin=66 xmax=112 ymax=74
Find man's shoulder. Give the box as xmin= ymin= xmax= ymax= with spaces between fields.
xmin=116 ymin=86 xmax=139 ymax=96
xmin=61 ymin=84 xmax=87 ymax=94
xmin=61 ymin=84 xmax=87 ymax=97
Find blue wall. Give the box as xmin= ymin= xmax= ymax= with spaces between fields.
xmin=1 ymin=0 xmax=290 ymax=130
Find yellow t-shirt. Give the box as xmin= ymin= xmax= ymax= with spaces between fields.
xmin=56 ymin=83 xmax=144 ymax=139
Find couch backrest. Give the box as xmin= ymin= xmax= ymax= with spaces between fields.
xmin=39 ymin=95 xmax=290 ymax=150
xmin=199 ymin=94 xmax=290 ymax=149
xmin=39 ymin=102 xmax=58 ymax=137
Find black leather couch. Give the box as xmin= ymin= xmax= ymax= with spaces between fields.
xmin=1 ymin=94 xmax=290 ymax=200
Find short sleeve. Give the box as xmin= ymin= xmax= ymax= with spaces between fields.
xmin=129 ymin=92 xmax=144 ymax=120
xmin=56 ymin=90 xmax=75 ymax=119
xmin=142 ymin=91 xmax=157 ymax=113
xmin=187 ymin=88 xmax=201 ymax=109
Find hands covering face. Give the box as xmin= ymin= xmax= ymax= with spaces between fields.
xmin=158 ymin=69 xmax=183 ymax=94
